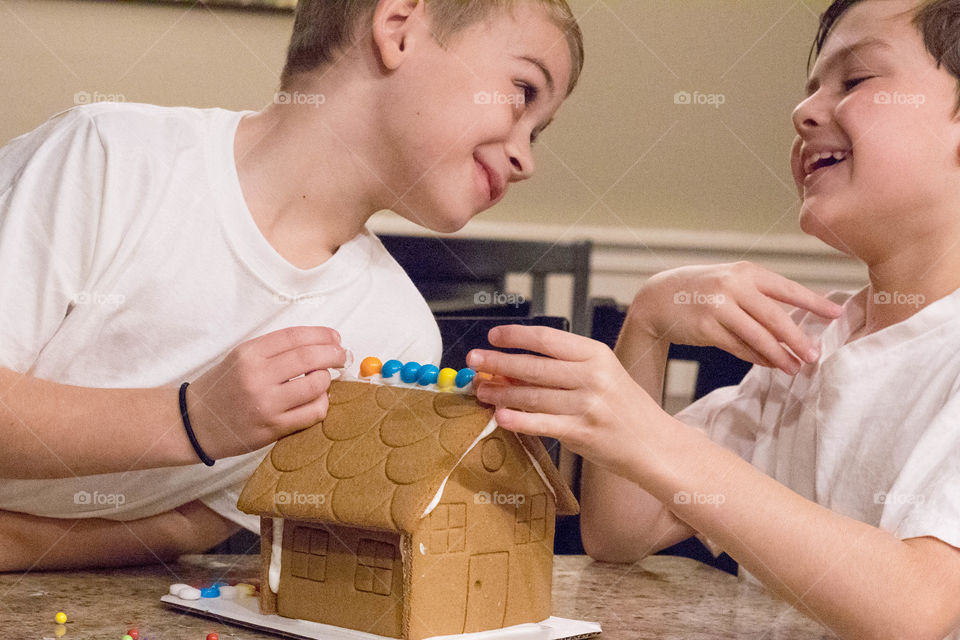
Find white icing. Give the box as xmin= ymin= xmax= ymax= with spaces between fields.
xmin=419 ymin=542 xmax=427 ymax=555
xmin=269 ymin=518 xmax=283 ymax=594
xmin=420 ymin=418 xmax=557 ymax=518
xmin=338 ymin=372 xmax=476 ymax=395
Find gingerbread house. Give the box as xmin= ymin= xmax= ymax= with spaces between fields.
xmin=237 ymin=372 xmax=578 ymax=640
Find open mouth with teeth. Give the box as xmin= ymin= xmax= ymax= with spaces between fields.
xmin=805 ymin=151 xmax=850 ymax=177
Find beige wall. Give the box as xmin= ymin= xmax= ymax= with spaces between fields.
xmin=1 ymin=0 xmax=830 ymax=236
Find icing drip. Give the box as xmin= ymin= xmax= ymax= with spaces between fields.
xmin=269 ymin=517 xmax=283 ymax=593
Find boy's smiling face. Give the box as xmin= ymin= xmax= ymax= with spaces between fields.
xmin=791 ymin=0 xmax=960 ymax=257
xmin=373 ymin=2 xmax=573 ymax=233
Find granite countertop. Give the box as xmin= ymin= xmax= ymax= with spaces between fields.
xmin=1 ymin=554 xmax=832 ymax=639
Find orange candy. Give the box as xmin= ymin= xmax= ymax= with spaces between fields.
xmin=359 ymin=357 xmax=383 ymax=378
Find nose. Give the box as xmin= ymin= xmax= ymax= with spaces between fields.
xmin=506 ymin=132 xmax=535 ymax=182
xmin=792 ymin=90 xmax=826 ymax=135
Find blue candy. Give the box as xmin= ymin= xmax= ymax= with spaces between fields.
xmin=381 ymin=359 xmax=403 ymax=379
xmin=200 ymin=585 xmax=221 ymax=598
xmin=417 ymin=365 xmax=440 ymax=385
xmin=401 ymin=361 xmax=422 ymax=384
xmin=455 ymin=368 xmax=476 ymax=388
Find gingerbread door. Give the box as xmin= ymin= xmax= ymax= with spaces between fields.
xmin=463 ymin=552 xmax=509 ymax=632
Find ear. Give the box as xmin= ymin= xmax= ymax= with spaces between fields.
xmin=372 ymin=0 xmax=427 ymax=71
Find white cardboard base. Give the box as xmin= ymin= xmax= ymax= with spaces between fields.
xmin=161 ymin=594 xmax=601 ymax=640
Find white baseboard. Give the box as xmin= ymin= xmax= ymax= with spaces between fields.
xmin=367 ymin=214 xmax=868 ymax=311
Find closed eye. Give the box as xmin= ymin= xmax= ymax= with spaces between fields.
xmin=843 ymin=76 xmax=874 ymax=92
xmin=517 ymin=82 xmax=539 ymax=105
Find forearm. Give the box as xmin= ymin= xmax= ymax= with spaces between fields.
xmin=581 ymin=310 xmax=683 ymax=559
xmin=634 ymin=415 xmax=957 ymax=640
xmin=0 ymin=367 xmax=202 ymax=479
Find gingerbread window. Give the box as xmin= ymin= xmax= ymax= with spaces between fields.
xmin=428 ymin=502 xmax=466 ymax=554
xmin=290 ymin=525 xmax=329 ymax=582
xmin=514 ymin=493 xmax=547 ymax=544
xmin=354 ymin=538 xmax=395 ymax=596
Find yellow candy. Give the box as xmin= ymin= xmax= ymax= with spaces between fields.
xmin=359 ymin=357 xmax=382 ymax=378
xmin=54 ymin=612 xmax=67 ymax=624
xmin=437 ymin=368 xmax=458 ymax=389
xmin=54 ymin=625 xmax=66 ymax=638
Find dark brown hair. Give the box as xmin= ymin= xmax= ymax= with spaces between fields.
xmin=280 ymin=0 xmax=584 ymax=96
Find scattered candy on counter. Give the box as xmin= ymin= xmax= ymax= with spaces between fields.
xmin=53 ymin=624 xmax=66 ymax=637
xmin=206 ymin=634 xmax=219 ymax=640
xmin=125 ymin=629 xmax=139 ymax=640
xmin=54 ymin=611 xmax=67 ymax=624
xmin=358 ymin=357 xmax=481 ymax=392
xmin=122 ymin=635 xmax=133 ymax=640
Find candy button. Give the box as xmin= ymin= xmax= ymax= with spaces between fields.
xmin=54 ymin=611 xmax=67 ymax=624
xmin=437 ymin=368 xmax=457 ymax=390
xmin=200 ymin=585 xmax=221 ymax=598
xmin=359 ymin=357 xmax=382 ymax=378
xmin=122 ymin=635 xmax=134 ymax=640
xmin=234 ymin=583 xmax=256 ymax=597
xmin=169 ymin=583 xmax=202 ymax=600
xmin=455 ymin=368 xmax=476 ymax=388
xmin=400 ymin=361 xmax=422 ymax=384
xmin=380 ymin=359 xmax=403 ymax=381
xmin=206 ymin=633 xmax=220 ymax=640
xmin=417 ymin=365 xmax=439 ymax=386
xmin=126 ymin=629 xmax=139 ymax=640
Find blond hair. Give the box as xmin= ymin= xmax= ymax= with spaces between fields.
xmin=281 ymin=0 xmax=584 ymax=96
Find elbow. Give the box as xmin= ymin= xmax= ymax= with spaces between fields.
xmin=580 ymin=520 xmax=650 ymax=564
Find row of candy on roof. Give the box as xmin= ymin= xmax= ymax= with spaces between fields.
xmin=353 ymin=357 xmax=491 ymax=393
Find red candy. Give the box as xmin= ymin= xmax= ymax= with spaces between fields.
xmin=206 ymin=633 xmax=219 ymax=640
xmin=126 ymin=630 xmax=139 ymax=640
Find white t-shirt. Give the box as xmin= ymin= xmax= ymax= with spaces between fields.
xmin=676 ymin=286 xmax=960 ymax=587
xmin=0 ymin=103 xmax=441 ymax=532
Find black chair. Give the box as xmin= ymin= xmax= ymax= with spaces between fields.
xmin=379 ymin=235 xmax=593 ymax=336
xmin=587 ymin=298 xmax=749 ymax=574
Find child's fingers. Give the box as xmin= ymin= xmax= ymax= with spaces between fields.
xmin=741 ymin=295 xmax=820 ymax=362
xmin=254 ymin=326 xmax=343 ymax=358
xmin=277 ymin=389 xmax=331 ymax=431
xmin=267 ymin=344 xmax=347 ymax=384
xmin=757 ymin=270 xmax=843 ymax=319
xmin=476 ymin=382 xmax=589 ymax=415
xmin=467 ymin=350 xmax=581 ymax=389
xmin=277 ymin=369 xmax=331 ymax=411
xmin=493 ymin=407 xmax=578 ymax=442
xmin=717 ymin=309 xmax=803 ymax=373
xmin=485 ymin=325 xmax=600 ymax=362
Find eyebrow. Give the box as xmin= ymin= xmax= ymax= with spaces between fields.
xmin=805 ymin=37 xmax=892 ymax=96
xmin=515 ymin=54 xmax=555 ymax=96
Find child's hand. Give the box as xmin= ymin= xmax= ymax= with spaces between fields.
xmin=468 ymin=326 xmax=660 ymax=479
xmin=625 ymin=262 xmax=843 ymax=374
xmin=187 ymin=326 xmax=347 ymax=459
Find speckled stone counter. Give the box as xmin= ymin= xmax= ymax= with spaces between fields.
xmin=1 ymin=554 xmax=832 ymax=639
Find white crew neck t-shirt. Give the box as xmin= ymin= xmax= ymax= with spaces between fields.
xmin=676 ymin=286 xmax=960 ymax=600
xmin=0 ymin=103 xmax=441 ymax=532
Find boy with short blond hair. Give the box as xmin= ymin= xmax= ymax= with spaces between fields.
xmin=0 ymin=0 xmax=582 ymax=570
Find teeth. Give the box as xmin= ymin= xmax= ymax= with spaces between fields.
xmin=804 ymin=150 xmax=849 ymax=175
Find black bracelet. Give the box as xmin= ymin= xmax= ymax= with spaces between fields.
xmin=179 ymin=382 xmax=215 ymax=466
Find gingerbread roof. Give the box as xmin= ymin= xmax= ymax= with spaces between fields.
xmin=237 ymin=380 xmax=578 ymax=534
